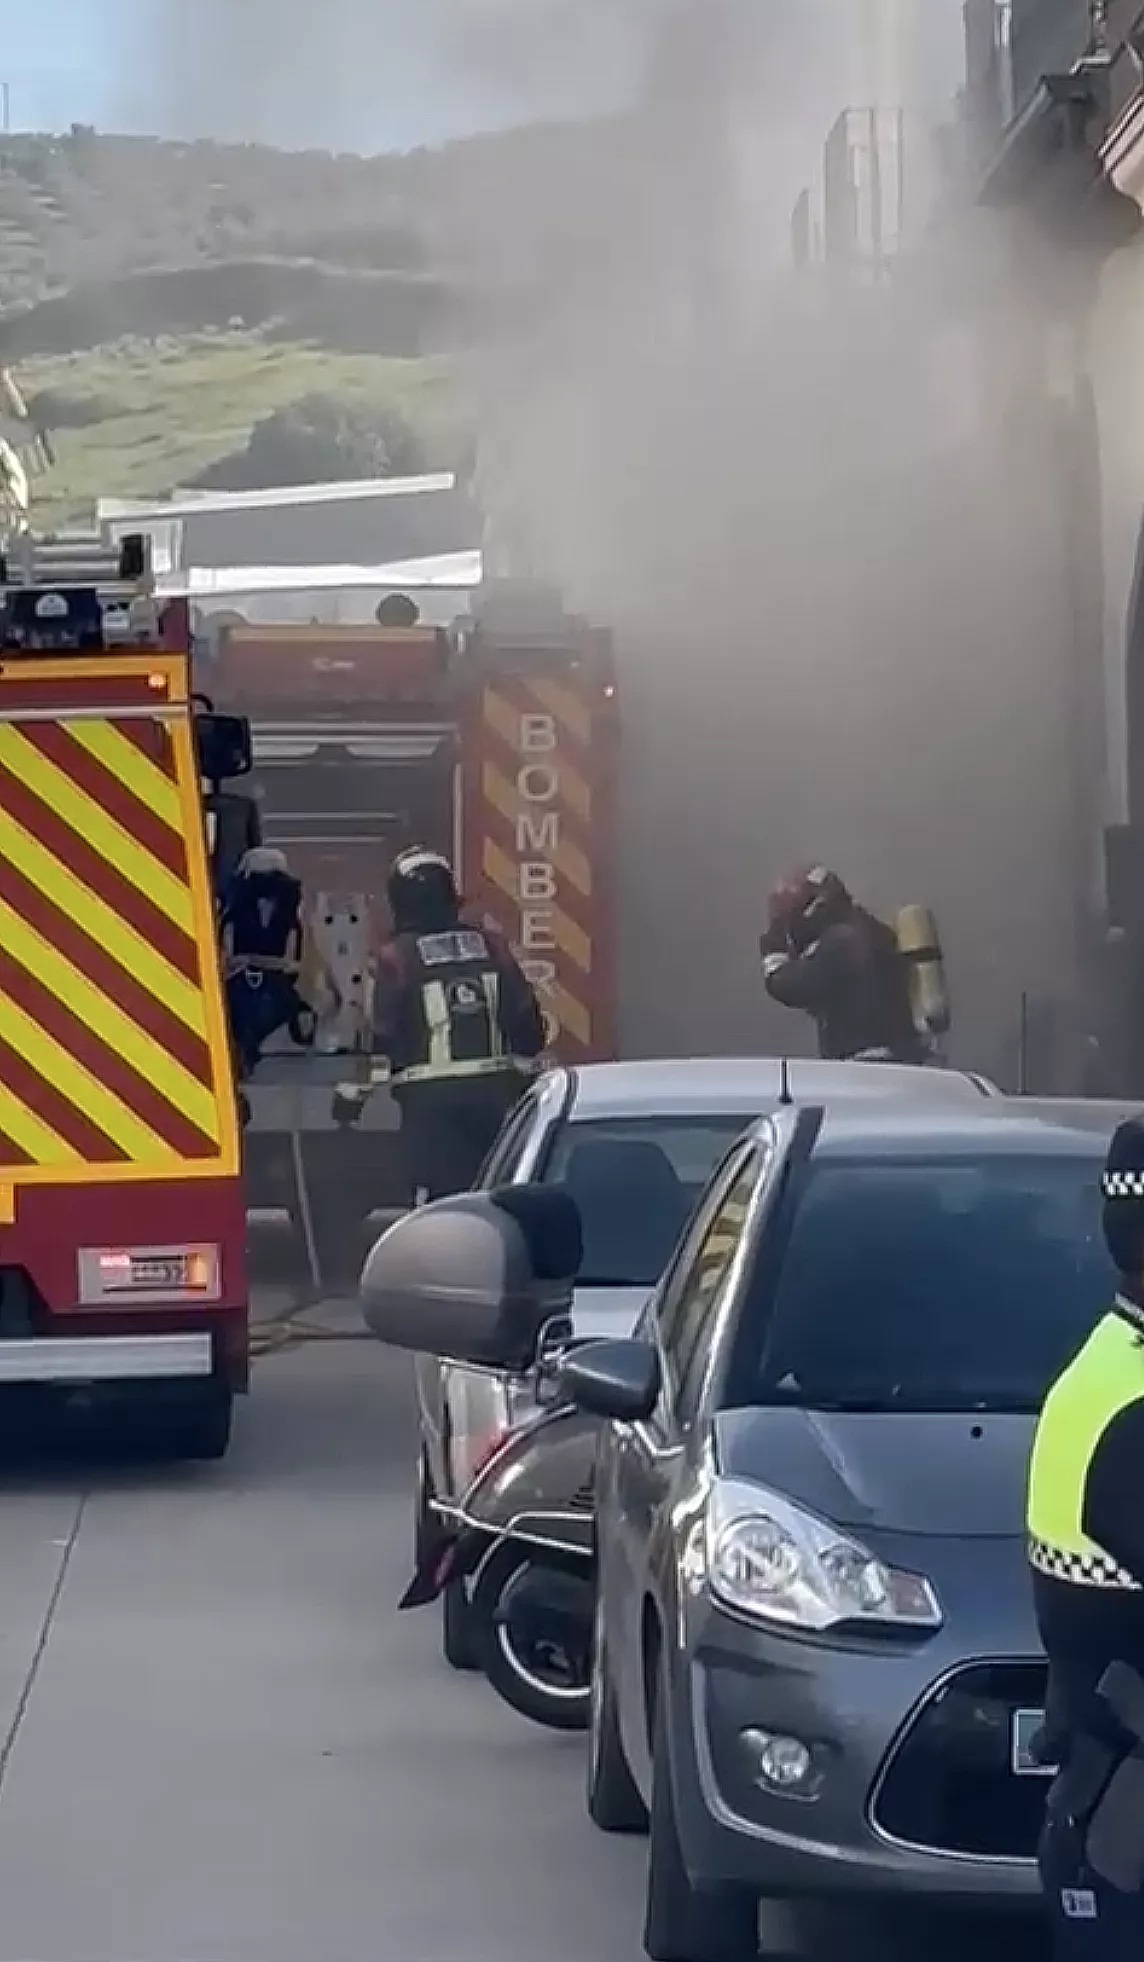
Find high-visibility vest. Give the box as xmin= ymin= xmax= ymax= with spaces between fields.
xmin=389 ymin=929 xmax=515 ymax=1087
xmin=1027 ymin=1309 xmax=1144 ymax=1589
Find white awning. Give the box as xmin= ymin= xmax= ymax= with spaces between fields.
xmin=157 ymin=550 xmax=482 ymax=598
xmin=99 ymin=473 xmax=457 ymax=521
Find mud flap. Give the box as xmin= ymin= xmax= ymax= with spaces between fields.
xmin=398 ymin=1528 xmax=490 ymax=1611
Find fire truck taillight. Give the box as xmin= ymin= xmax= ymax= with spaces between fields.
xmin=77 ymin=1244 xmax=222 ymax=1305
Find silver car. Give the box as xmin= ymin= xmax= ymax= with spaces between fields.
xmin=558 ymin=1100 xmax=1119 ymax=1961
xmin=413 ymin=1056 xmax=998 ymax=1667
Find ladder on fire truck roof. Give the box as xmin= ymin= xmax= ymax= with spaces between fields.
xmin=0 ymin=529 xmax=161 ymax=648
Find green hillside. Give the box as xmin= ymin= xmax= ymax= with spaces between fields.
xmin=15 ymin=331 xmax=456 ymax=522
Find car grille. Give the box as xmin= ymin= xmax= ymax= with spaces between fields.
xmin=871 ymin=1661 xmax=1049 ymax=1860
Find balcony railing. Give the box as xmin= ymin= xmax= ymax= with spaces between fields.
xmin=1009 ymin=0 xmax=1095 ymax=121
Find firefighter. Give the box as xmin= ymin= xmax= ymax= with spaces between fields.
xmin=340 ymin=847 xmax=545 ymax=1203
xmin=759 ymin=865 xmax=925 ymax=1063
xmin=1026 ymin=1115 xmax=1144 ymax=1958
xmin=221 ymin=847 xmax=315 ymax=1077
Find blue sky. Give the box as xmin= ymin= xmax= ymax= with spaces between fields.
xmin=3 ymin=0 xmax=966 ymax=154
xmin=1 ymin=0 xmax=642 ymax=150
xmin=4 ymin=0 xmax=126 ymax=131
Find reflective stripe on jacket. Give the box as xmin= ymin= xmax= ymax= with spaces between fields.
xmin=1027 ymin=1311 xmax=1144 ymax=1591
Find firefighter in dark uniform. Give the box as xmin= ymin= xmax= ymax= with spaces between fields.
xmin=355 ymin=847 xmax=545 ymax=1203
xmin=221 ymin=846 xmax=315 ymax=1077
xmin=759 ymin=865 xmax=926 ymax=1063
xmin=1026 ymin=1115 xmax=1144 ymax=1958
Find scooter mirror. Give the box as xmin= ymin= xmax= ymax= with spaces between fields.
xmin=358 ymin=1184 xmax=582 ymax=1372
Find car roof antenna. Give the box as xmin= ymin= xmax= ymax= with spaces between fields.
xmin=778 ymin=1056 xmax=793 ymax=1105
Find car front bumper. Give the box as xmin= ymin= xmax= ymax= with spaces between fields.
xmin=671 ymin=1533 xmax=1046 ymax=1907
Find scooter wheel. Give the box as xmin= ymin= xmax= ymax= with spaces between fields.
xmin=442 ymin=1578 xmax=478 ymax=1672
xmin=470 ymin=1543 xmax=593 ymax=1732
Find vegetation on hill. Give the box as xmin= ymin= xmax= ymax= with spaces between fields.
xmin=0 ymin=129 xmax=435 ymax=311
xmin=0 ymin=117 xmax=624 ymax=520
xmin=0 ymin=126 xmax=510 ymax=519
xmin=15 ymin=331 xmax=461 ymax=522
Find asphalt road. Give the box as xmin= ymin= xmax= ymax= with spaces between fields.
xmin=0 ymin=1331 xmax=1046 ymax=1962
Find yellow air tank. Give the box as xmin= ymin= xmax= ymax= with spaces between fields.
xmin=895 ymin=903 xmax=950 ymax=1038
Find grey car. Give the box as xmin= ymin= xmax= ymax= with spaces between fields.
xmin=413 ymin=1057 xmax=999 ymax=1671
xmin=558 ymin=1100 xmax=1117 ymax=1962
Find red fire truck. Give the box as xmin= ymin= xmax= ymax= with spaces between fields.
xmin=0 ymin=534 xmax=248 ymax=1456
xmin=204 ymin=582 xmax=619 ymax=1280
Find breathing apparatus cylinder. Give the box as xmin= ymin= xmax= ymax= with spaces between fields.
xmin=895 ymin=903 xmax=951 ymax=1040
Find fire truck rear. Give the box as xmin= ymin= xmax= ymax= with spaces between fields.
xmin=207 ymin=580 xmax=618 ymax=1285
xmin=0 ymin=533 xmax=247 ymax=1458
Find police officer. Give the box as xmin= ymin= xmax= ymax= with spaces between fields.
xmin=759 ymin=865 xmax=925 ymax=1063
xmin=1026 ymin=1115 xmax=1144 ymax=1957
xmin=356 ymin=846 xmax=545 ymax=1203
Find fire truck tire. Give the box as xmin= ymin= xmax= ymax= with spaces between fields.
xmin=170 ymin=1384 xmax=233 ymax=1461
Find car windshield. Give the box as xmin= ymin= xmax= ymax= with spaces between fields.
xmin=752 ymin=1154 xmax=1114 ymax=1415
xmin=543 ymin=1117 xmax=751 ymax=1287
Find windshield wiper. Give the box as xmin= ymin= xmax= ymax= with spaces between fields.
xmin=577 ymin=1275 xmax=651 ymax=1290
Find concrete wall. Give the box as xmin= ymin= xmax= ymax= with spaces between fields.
xmin=1092 ymin=232 xmax=1144 ymax=833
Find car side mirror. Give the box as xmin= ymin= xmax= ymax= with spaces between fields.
xmin=195 ymin=709 xmax=253 ymax=782
xmin=558 ymin=1338 xmax=660 ymax=1423
xmin=359 ymin=1183 xmax=582 ymax=1372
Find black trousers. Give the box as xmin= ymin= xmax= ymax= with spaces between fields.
xmin=394 ymin=1073 xmax=527 ymax=1205
xmin=1039 ymin=1791 xmax=1144 ymax=1961
xmin=226 ymin=970 xmax=312 ymax=1076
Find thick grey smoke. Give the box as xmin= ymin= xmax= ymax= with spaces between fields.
xmin=116 ymin=0 xmax=1085 ymax=1082
xmin=433 ymin=0 xmax=1089 ymax=1083
xmin=118 ymin=0 xmax=656 ymax=147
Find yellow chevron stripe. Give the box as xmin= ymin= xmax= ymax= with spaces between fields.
xmin=0 ymin=1080 xmax=79 ymax=1166
xmin=483 ymin=840 xmax=591 ymax=974
xmin=482 ymin=687 xmax=593 ymax=821
xmin=550 ymin=907 xmax=591 ymax=975
xmin=0 ymin=984 xmax=169 ymax=1160
xmin=0 ymin=726 xmax=194 ymax=931
xmin=482 ymin=762 xmax=592 ymax=897
xmin=0 ymin=895 xmax=219 ymax=1142
xmin=553 ymin=757 xmax=590 ymax=822
xmin=525 ymin=675 xmax=593 ymax=745
xmin=550 ymin=981 xmax=591 ymax=1047
xmin=482 ymin=686 xmax=596 ymax=816
xmin=0 ymin=801 xmax=206 ymax=1036
xmin=483 ymin=688 xmax=521 ymax=750
xmin=65 ymin=720 xmax=182 ymax=832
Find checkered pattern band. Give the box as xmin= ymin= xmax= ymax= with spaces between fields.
xmin=1102 ymin=1170 xmax=1144 ymax=1198
xmin=1029 ymin=1536 xmax=1142 ymax=1590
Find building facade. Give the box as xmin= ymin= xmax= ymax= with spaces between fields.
xmin=964 ymin=0 xmax=1144 ymax=1085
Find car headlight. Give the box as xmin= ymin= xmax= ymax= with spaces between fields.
xmin=705 ymin=1478 xmax=942 ymax=1634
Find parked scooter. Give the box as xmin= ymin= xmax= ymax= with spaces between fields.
xmin=399 ymin=1333 xmax=599 ymax=1730
xmin=361 ymin=1184 xmax=600 ymax=1731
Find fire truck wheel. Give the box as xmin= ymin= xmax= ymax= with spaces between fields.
xmin=169 ymin=1384 xmax=234 ymax=1462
